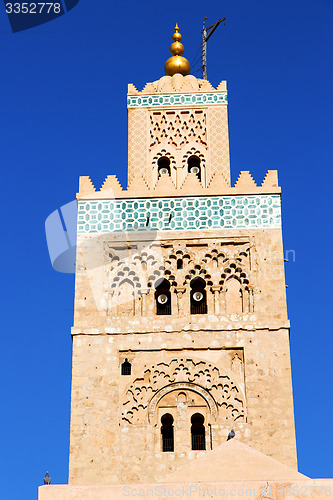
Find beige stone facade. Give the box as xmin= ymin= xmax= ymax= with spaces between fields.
xmin=64 ymin=72 xmax=299 ymax=487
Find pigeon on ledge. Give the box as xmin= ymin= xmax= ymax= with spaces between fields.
xmin=44 ymin=472 xmax=51 ymax=485
xmin=227 ymin=429 xmax=235 ymax=441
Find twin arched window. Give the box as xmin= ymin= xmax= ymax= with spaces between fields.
xmin=155 ymin=277 xmax=208 ymax=316
xmin=161 ymin=412 xmax=205 ymax=452
xmin=157 ymin=155 xmax=201 ymax=181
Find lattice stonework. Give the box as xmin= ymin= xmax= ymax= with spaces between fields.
xmin=149 ymin=109 xmax=207 ymax=150
xmin=127 ymin=92 xmax=228 ymax=108
xmin=208 ymin=106 xmax=230 ymax=185
xmin=77 ymin=195 xmax=281 ymax=234
xmin=128 ymin=109 xmax=148 ymax=184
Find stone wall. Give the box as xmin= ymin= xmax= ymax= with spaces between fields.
xmin=69 ymin=327 xmax=296 ymax=484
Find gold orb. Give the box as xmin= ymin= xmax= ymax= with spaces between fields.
xmin=172 ymin=32 xmax=182 ymax=42
xmin=170 ymin=41 xmax=184 ymax=56
xmin=165 ymin=55 xmax=191 ymax=76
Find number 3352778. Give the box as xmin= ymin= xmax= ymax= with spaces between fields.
xmin=5 ymin=3 xmax=61 ymax=14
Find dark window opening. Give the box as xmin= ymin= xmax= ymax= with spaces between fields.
xmin=177 ymin=258 xmax=183 ymax=269
xmin=190 ymin=277 xmax=207 ymax=315
xmin=187 ymin=155 xmax=201 ymax=181
xmin=158 ymin=156 xmax=171 ymax=177
xmin=191 ymin=413 xmax=206 ymax=450
xmin=161 ymin=413 xmax=174 ymax=452
xmin=121 ymin=359 xmax=131 ymax=375
xmin=155 ymin=279 xmax=171 ymax=315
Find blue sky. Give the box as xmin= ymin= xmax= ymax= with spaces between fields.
xmin=0 ymin=0 xmax=332 ymax=498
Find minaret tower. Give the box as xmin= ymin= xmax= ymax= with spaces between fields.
xmin=69 ymin=26 xmax=297 ymax=484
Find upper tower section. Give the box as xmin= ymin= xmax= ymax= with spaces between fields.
xmin=127 ymin=25 xmax=230 ymax=193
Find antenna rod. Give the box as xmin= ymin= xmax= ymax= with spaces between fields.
xmin=202 ymin=18 xmax=208 ymax=80
xmin=202 ymin=17 xmax=226 ymax=80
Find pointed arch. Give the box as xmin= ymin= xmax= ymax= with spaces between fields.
xmin=181 ymin=146 xmax=206 ymax=186
xmin=191 ymin=413 xmax=206 ymax=450
xmin=225 ymin=276 xmax=243 ymax=315
xmin=155 ymin=278 xmax=171 ymax=315
xmin=190 ymin=277 xmax=207 ymax=315
xmin=161 ymin=413 xmax=174 ymax=452
xmin=151 ymin=149 xmax=176 ymax=186
xmin=113 ymin=279 xmax=136 ymax=316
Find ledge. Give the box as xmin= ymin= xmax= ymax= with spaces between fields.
xmin=71 ymin=320 xmax=291 ymax=336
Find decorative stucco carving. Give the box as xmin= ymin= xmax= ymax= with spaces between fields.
xmin=165 ymin=241 xmax=253 ymax=288
xmin=149 ymin=110 xmax=207 ymax=151
xmin=122 ymin=358 xmax=245 ymax=424
xmin=147 ymin=382 xmax=219 ymax=422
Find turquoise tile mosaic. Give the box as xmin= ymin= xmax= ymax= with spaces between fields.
xmin=127 ymin=92 xmax=228 ymax=108
xmin=77 ymin=195 xmax=281 ymax=234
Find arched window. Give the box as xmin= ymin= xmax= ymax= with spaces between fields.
xmin=121 ymin=359 xmax=131 ymax=375
xmin=155 ymin=279 xmax=171 ymax=315
xmin=190 ymin=277 xmax=207 ymax=314
xmin=187 ymin=155 xmax=201 ymax=181
xmin=191 ymin=413 xmax=205 ymax=450
xmin=161 ymin=413 xmax=174 ymax=452
xmin=158 ymin=156 xmax=171 ymax=177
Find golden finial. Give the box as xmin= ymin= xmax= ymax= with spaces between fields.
xmin=165 ymin=24 xmax=191 ymax=76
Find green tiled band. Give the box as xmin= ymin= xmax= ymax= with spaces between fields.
xmin=77 ymin=195 xmax=281 ymax=234
xmin=127 ymin=92 xmax=228 ymax=108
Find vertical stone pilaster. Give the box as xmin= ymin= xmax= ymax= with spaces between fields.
xmin=211 ymin=286 xmax=221 ymax=314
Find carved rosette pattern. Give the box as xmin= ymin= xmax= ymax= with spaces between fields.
xmin=122 ymin=358 xmax=245 ymax=424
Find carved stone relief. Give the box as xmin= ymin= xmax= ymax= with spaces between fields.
xmin=122 ymin=357 xmax=245 ymax=425
xmin=103 ymin=239 xmax=256 ymax=317
xmin=149 ymin=110 xmax=207 ymax=150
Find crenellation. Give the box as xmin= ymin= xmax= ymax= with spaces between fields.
xmin=261 ymin=169 xmax=279 ymax=188
xmin=127 ymin=83 xmax=139 ymax=94
xmin=78 ymin=175 xmax=96 ymax=196
xmin=128 ymin=74 xmax=226 ymax=95
xmin=234 ymin=171 xmax=257 ymax=189
xmin=100 ymin=175 xmax=124 ymax=196
xmin=126 ymin=173 xmax=150 ymax=195
xmin=76 ymin=170 xmax=281 ymax=199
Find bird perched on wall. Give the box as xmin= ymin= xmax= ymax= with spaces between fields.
xmin=44 ymin=472 xmax=51 ymax=485
xmin=227 ymin=429 xmax=235 ymax=441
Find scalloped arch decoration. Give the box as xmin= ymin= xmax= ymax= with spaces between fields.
xmin=122 ymin=358 xmax=245 ymax=424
